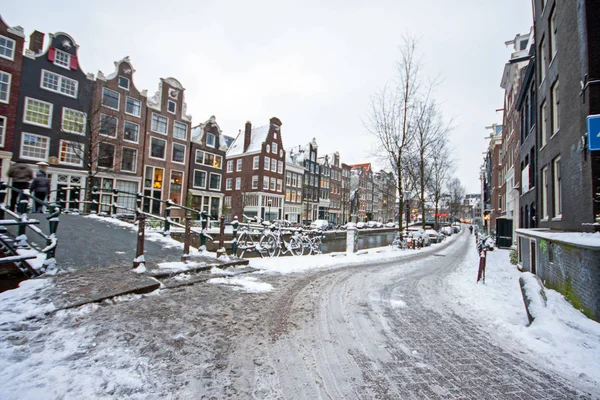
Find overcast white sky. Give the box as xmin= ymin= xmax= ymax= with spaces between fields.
xmin=2 ymin=0 xmax=532 ymax=193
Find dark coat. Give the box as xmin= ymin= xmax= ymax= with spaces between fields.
xmin=8 ymin=163 xmax=34 ymax=183
xmin=30 ymin=172 xmax=50 ymax=193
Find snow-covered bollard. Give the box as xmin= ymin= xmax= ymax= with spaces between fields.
xmin=346 ymin=223 xmax=358 ymax=255
xmin=519 ymin=273 xmax=547 ymax=325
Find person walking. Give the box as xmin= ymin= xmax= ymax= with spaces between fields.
xmin=7 ymin=163 xmax=34 ymax=211
xmin=30 ymin=170 xmax=50 ymax=213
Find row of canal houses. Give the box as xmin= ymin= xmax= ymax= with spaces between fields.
xmin=0 ymin=17 xmax=396 ymax=224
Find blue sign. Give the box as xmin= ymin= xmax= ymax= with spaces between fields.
xmin=588 ymin=115 xmax=600 ymax=151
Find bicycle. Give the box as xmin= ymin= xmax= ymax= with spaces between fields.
xmin=392 ymin=233 xmax=408 ymax=250
xmin=305 ymin=229 xmax=325 ymax=255
xmin=259 ymin=223 xmax=304 ymax=257
xmin=234 ymin=215 xmax=268 ymax=258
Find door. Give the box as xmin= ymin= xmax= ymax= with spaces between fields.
xmin=495 ymin=218 xmax=513 ymax=248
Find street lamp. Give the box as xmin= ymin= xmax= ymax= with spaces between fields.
xmin=268 ymin=199 xmax=273 ymax=221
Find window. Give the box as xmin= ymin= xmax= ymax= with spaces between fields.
xmin=266 ymin=144 xmax=270 ymax=153
xmin=277 ymin=179 xmax=282 ymax=192
xmin=169 ymin=171 xmax=183 ymax=204
xmin=271 ymin=160 xmax=277 ymax=172
xmin=285 ymin=189 xmax=290 ymax=201
xmin=227 ymin=160 xmax=233 ymax=173
xmin=272 ymin=142 xmax=277 ymax=153
xmin=194 ymin=170 xmax=207 ymax=188
xmin=549 ymin=8 xmax=557 ymax=60
xmin=123 ymin=121 xmax=139 ymax=142
xmin=542 ymin=167 xmax=549 ymax=219
xmin=225 ymin=178 xmax=232 ymax=190
xmin=101 ymin=87 xmax=120 ymax=110
xmin=253 ymin=156 xmax=259 ymax=170
xmin=125 ymin=97 xmax=141 ymax=117
xmin=539 ymin=37 xmax=546 ymax=83
xmin=0 ymin=116 xmax=5 ymax=146
xmin=206 ymin=132 xmax=215 ymax=147
xmin=0 ymin=35 xmax=15 ymax=60
xmin=540 ymin=101 xmax=547 ymax=148
xmin=173 ymin=121 xmax=187 ymax=140
xmin=54 ymin=49 xmax=71 ymax=69
xmin=236 ymin=159 xmax=242 ymax=171
xmin=252 ymin=175 xmax=258 ymax=189
xmin=270 ymin=177 xmax=276 ymax=191
xmin=98 ymin=143 xmax=115 ymax=169
xmin=24 ymin=97 xmax=52 ymax=127
xmin=278 ymin=160 xmax=283 ymax=174
xmin=151 ymin=113 xmax=168 ymax=134
xmin=280 ymin=149 xmax=283 ymax=157
xmin=172 ymin=143 xmax=186 ymax=163
xmin=62 ymin=108 xmax=86 ymax=134
xmin=118 ymin=76 xmax=130 ymax=90
xmin=263 ymin=176 xmax=269 ymax=189
xmin=551 ymin=80 xmax=559 ymax=134
xmin=264 ymin=156 xmax=270 ymax=170
xmin=209 ymin=173 xmax=221 ymax=190
xmin=274 ymin=132 xmax=277 ymax=140
xmin=235 ymin=177 xmax=241 ymax=190
xmin=21 ymin=133 xmax=49 ymax=161
xmin=552 ymin=156 xmax=561 ymax=218
xmin=41 ymin=71 xmax=78 ymax=98
xmin=0 ymin=71 xmax=10 ymax=103
xmin=59 ymin=140 xmax=83 ymax=166
xmin=99 ymin=114 xmax=118 ymax=137
xmin=150 ymin=137 xmax=166 ymax=159
xmin=167 ymin=100 xmax=176 ymax=114
xmin=121 ymin=147 xmax=137 ymax=172
xmin=286 ymin=172 xmax=291 ymax=185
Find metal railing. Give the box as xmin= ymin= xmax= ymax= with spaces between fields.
xmin=0 ymin=182 xmax=62 ymax=277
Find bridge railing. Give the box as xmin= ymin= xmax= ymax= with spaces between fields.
xmin=0 ymin=182 xmax=62 ymax=277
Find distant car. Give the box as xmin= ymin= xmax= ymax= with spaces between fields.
xmin=376 ymin=222 xmax=384 ymax=228
xmin=366 ymin=221 xmax=378 ymax=228
xmin=385 ymin=222 xmax=395 ymax=228
xmin=441 ymin=226 xmax=453 ymax=236
xmin=425 ymin=229 xmax=441 ymax=243
xmin=310 ymin=219 xmax=329 ymax=230
xmin=356 ymin=221 xmax=366 ymax=229
xmin=405 ymin=228 xmax=431 ymax=246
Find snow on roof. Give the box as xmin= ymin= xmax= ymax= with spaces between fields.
xmin=516 ymin=229 xmax=600 ymax=249
xmin=191 ymin=125 xmax=203 ymax=144
xmin=226 ymin=125 xmax=270 ymax=157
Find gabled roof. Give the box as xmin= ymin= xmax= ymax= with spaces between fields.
xmin=226 ymin=125 xmax=270 ymax=157
xmin=351 ymin=163 xmax=372 ymax=172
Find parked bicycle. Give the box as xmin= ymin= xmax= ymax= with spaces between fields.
xmin=392 ymin=233 xmax=409 ymax=250
xmin=259 ymin=222 xmax=304 ymax=257
xmin=234 ymin=215 xmax=270 ymax=258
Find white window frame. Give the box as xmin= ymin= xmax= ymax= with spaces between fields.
xmin=541 ymin=166 xmax=548 ymax=220
xmin=123 ymin=120 xmax=140 ymax=143
xmin=540 ymin=101 xmax=547 ymax=148
xmin=235 ymin=177 xmax=241 ymax=190
xmin=20 ymin=132 xmax=49 ymax=161
xmin=277 ymin=179 xmax=282 ymax=192
xmin=58 ymin=139 xmax=84 ymax=167
xmin=206 ymin=132 xmax=216 ymax=148
xmin=0 ymin=35 xmax=16 ymax=61
xmin=209 ymin=172 xmax=222 ymax=191
xmin=236 ymin=159 xmax=242 ymax=172
xmin=253 ymin=156 xmax=259 ymax=170
xmin=265 ymin=156 xmax=270 ymax=170
xmin=149 ymin=136 xmax=167 ymax=160
xmin=277 ymin=160 xmax=283 ymax=174
xmin=101 ymin=87 xmax=120 ymax=110
xmin=549 ymin=7 xmax=557 ymax=61
xmin=98 ymin=142 xmax=116 ymax=169
xmin=61 ymin=107 xmax=86 ymax=135
xmin=0 ymin=116 xmax=6 ymax=147
xmin=173 ymin=121 xmax=188 ymax=140
xmin=54 ymin=49 xmax=71 ymax=69
xmin=121 ymin=146 xmax=138 ymax=173
xmin=171 ymin=142 xmax=186 ymax=164
xmin=193 ymin=169 xmax=207 ymax=189
xmin=539 ymin=36 xmax=546 ymax=84
xmin=118 ymin=76 xmax=130 ymax=90
xmin=0 ymin=71 xmax=11 ymax=104
xmin=125 ymin=96 xmax=141 ymax=117
xmin=271 ymin=160 xmax=277 ymax=172
xmin=23 ymin=97 xmax=53 ymax=128
xmin=272 ymin=142 xmax=278 ymax=153
xmin=551 ymin=80 xmax=559 ymax=135
xmin=99 ymin=114 xmax=118 ymax=138
xmin=266 ymin=143 xmax=270 ymax=153
xmin=252 ymin=175 xmax=258 ymax=189
xmin=225 ymin=178 xmax=232 ymax=191
xmin=151 ymin=113 xmax=168 ymax=135
xmin=552 ymin=156 xmax=561 ymax=219
xmin=227 ymin=160 xmax=233 ymax=173
xmin=270 ymin=177 xmax=276 ymax=191
xmin=263 ymin=176 xmax=269 ymax=190
xmin=167 ymin=100 xmax=176 ymax=114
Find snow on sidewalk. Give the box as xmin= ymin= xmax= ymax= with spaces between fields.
xmin=448 ymin=243 xmax=600 ymax=390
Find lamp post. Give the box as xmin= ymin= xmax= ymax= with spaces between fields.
xmin=268 ymin=199 xmax=272 ymax=221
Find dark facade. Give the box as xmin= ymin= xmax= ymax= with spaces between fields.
xmin=0 ymin=16 xmax=25 ymax=181
xmin=327 ymin=152 xmax=342 ymax=225
xmin=188 ymin=116 xmax=225 ymax=219
xmin=14 ymin=30 xmax=93 ymax=210
xmin=317 ymin=154 xmax=330 ymax=220
xmin=224 ymin=118 xmax=286 ymax=220
xmin=91 ymin=57 xmax=147 ymax=213
xmin=341 ymin=163 xmax=351 ymax=224
xmin=142 ymin=77 xmax=192 ymax=220
xmin=351 ymin=163 xmax=373 ymax=222
xmin=288 ymin=139 xmax=319 ymax=223
xmin=534 ymin=0 xmax=599 ymax=231
xmin=284 ymin=160 xmax=304 ymax=224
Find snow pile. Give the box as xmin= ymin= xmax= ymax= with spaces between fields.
xmin=0 ymin=279 xmax=55 ymax=325
xmin=448 ymin=244 xmax=600 ymax=389
xmin=208 ymin=275 xmax=273 ymax=293
xmin=516 ymin=229 xmax=600 ymax=248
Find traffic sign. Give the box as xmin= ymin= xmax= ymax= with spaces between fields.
xmin=587 ymin=114 xmax=600 ymax=151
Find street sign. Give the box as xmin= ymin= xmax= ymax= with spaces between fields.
xmin=587 ymin=114 xmax=600 ymax=151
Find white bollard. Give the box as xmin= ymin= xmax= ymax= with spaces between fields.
xmin=346 ymin=224 xmax=357 ymax=255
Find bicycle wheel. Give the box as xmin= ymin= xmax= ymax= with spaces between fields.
xmin=310 ymin=237 xmax=323 ymax=255
xmin=289 ymin=236 xmax=304 ymax=256
xmin=259 ymin=234 xmax=279 ymax=257
xmin=301 ymin=236 xmax=312 ymax=255
xmin=235 ymin=233 xmax=249 ymax=258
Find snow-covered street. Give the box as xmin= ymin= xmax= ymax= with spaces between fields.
xmin=1 ymin=229 xmax=599 ymax=399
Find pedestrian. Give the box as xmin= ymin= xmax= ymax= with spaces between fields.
xmin=469 ymin=225 xmax=473 ymax=235
xmin=30 ymin=170 xmax=50 ymax=213
xmin=477 ymin=239 xmax=487 ymax=283
xmin=7 ymin=162 xmax=34 ymax=211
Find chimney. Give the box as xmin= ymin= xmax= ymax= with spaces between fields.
xmin=29 ymin=30 xmax=44 ymax=53
xmin=244 ymin=121 xmax=252 ymax=152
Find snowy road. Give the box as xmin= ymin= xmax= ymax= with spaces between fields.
xmin=0 ymin=230 xmax=592 ymax=399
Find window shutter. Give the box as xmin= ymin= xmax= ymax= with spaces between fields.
xmin=47 ymin=47 xmax=56 ymax=62
xmin=70 ymin=55 xmax=78 ymax=70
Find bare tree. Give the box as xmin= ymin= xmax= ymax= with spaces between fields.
xmin=447 ymin=178 xmax=466 ymax=222
xmin=427 ymin=139 xmax=454 ymax=229
xmin=365 ymin=36 xmax=423 ymax=232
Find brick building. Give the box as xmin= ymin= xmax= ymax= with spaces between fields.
xmin=482 ymin=124 xmax=502 ymax=234
xmin=224 ymin=118 xmax=285 ymax=220
xmin=142 ymin=77 xmax=192 ymax=220
xmin=288 ymin=138 xmax=319 ymax=223
xmin=284 ymin=159 xmax=304 ymax=224
xmin=0 ymin=16 xmax=24 ymax=181
xmin=350 ymin=163 xmax=373 ymax=222
xmin=14 ymin=30 xmax=93 ymax=210
xmin=374 ymin=170 xmax=396 ymax=223
xmin=341 ymin=163 xmax=351 ymax=224
xmin=326 ymin=152 xmax=342 ymax=225
xmin=91 ymin=56 xmax=147 ymax=212
xmin=188 ymin=116 xmax=226 ymax=220
xmin=317 ymin=154 xmax=330 ymax=220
